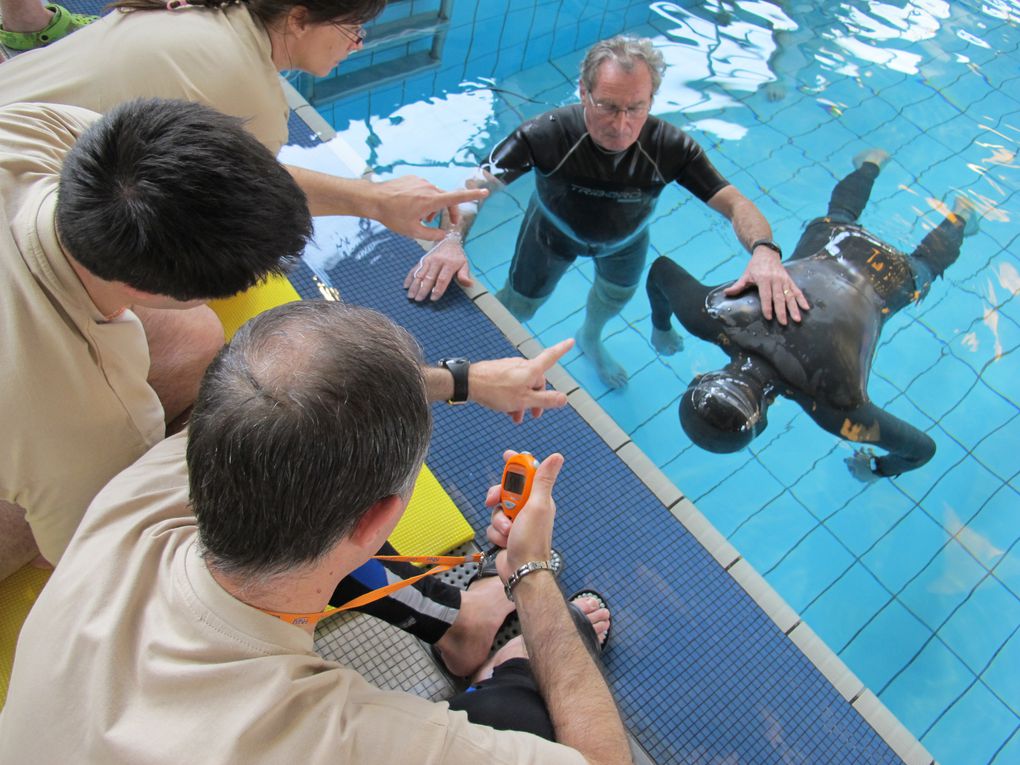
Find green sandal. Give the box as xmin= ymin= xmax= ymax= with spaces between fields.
xmin=0 ymin=4 xmax=97 ymax=52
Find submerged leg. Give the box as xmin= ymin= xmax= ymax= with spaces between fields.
xmin=830 ymin=149 xmax=889 ymax=222
xmin=791 ymin=149 xmax=889 ymax=261
xmin=494 ymin=282 xmax=550 ymax=321
xmin=908 ymin=195 xmax=978 ymax=298
xmin=577 ymin=276 xmax=637 ymax=389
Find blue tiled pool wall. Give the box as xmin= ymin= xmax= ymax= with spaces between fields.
xmin=310 ymin=3 xmax=1020 ymax=762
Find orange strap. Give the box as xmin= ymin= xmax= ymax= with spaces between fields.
xmin=260 ymin=552 xmax=485 ymax=627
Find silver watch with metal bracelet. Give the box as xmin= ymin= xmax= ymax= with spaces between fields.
xmin=504 ymin=560 xmax=555 ymax=601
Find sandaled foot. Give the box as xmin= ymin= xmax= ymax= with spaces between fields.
xmin=0 ymin=4 xmax=96 ymax=52
xmin=853 ymin=148 xmax=890 ymax=171
xmin=469 ymin=591 xmax=611 ymax=684
xmin=433 ymin=568 xmax=516 ymax=678
xmin=577 ymin=326 xmax=628 ymax=389
xmin=952 ymin=194 xmax=980 ymax=237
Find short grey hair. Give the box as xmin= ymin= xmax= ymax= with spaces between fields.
xmin=580 ymin=36 xmax=666 ymax=96
xmin=188 ymin=300 xmax=432 ymax=580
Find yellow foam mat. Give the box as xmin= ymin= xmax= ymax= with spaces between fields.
xmin=208 ymin=274 xmax=303 ymax=341
xmin=1 ymin=565 xmax=51 ymax=708
xmin=392 ymin=464 xmax=475 ymax=557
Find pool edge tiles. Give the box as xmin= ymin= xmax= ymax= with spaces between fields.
xmin=284 ymin=105 xmax=935 ymax=765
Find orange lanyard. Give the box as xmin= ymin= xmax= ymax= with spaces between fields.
xmin=259 ymin=552 xmax=485 ymax=627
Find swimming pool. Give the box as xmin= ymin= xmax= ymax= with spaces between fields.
xmin=300 ymin=1 xmax=1020 ymax=763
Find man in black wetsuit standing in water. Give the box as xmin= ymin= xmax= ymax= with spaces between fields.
xmin=405 ymin=35 xmax=807 ymax=389
xmin=645 ymin=149 xmax=980 ymax=479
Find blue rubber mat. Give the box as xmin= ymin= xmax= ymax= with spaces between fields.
xmin=288 ymin=221 xmax=904 ymax=764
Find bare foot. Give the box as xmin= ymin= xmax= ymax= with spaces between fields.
xmin=853 ymin=148 xmax=890 ymax=171
xmin=434 ymin=573 xmax=516 ymax=677
xmin=469 ymin=593 xmax=611 ymax=684
xmin=577 ymin=325 xmax=628 ymax=389
xmin=952 ymin=195 xmax=980 ymax=237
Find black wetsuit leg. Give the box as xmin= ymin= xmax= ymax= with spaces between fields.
xmin=329 ymin=541 xmax=460 ymax=644
xmin=507 ymin=196 xmax=582 ymax=299
xmin=593 ymin=228 xmax=650 ymax=289
xmin=448 ymin=658 xmax=555 ymax=740
xmin=791 ymin=162 xmax=882 ymax=261
xmin=905 ymin=214 xmax=967 ymax=299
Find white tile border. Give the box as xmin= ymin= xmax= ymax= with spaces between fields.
xmin=287 ymin=103 xmax=936 ymax=765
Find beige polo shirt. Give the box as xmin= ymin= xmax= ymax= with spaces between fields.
xmin=0 ymin=432 xmax=587 ymax=764
xmin=0 ymin=102 xmax=165 ymax=562
xmin=0 ymin=5 xmax=288 ymax=153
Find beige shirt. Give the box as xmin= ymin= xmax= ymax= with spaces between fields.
xmin=0 ymin=432 xmax=587 ymax=765
xmin=0 ymin=103 xmax=165 ymax=562
xmin=0 ymin=5 xmax=289 ymax=153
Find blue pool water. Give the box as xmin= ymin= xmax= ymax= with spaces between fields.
xmin=304 ymin=1 xmax=1020 ymax=762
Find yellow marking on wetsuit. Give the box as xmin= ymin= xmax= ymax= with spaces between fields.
xmin=881 ymin=307 xmax=890 ymax=314
xmin=840 ymin=418 xmax=881 ymax=442
xmin=866 ymin=249 xmax=885 ymax=272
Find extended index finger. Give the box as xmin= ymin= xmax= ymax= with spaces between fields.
xmin=428 ymin=186 xmax=488 ymax=211
xmin=530 ymin=337 xmax=575 ymax=371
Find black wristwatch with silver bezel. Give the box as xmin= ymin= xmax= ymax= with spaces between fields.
xmin=437 ymin=357 xmax=470 ymax=404
xmin=751 ymin=238 xmax=783 ymax=258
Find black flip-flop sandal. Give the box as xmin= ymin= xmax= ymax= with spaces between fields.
xmin=567 ymin=589 xmax=611 ymax=658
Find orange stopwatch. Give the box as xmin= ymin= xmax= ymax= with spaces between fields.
xmin=499 ymin=452 xmax=539 ymax=520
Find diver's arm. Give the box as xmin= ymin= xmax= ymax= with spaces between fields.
xmin=646 ymin=257 xmax=678 ymax=332
xmin=811 ymin=401 xmax=937 ymax=478
xmin=707 ymin=186 xmax=809 ymax=325
xmin=646 ymin=257 xmax=686 ymax=355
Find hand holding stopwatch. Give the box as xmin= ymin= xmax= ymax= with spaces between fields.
xmin=499 ymin=451 xmax=539 ymax=520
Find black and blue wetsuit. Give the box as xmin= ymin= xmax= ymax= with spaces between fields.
xmin=484 ymin=104 xmax=729 ymax=296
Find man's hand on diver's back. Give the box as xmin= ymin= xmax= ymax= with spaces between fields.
xmin=724 ymin=248 xmax=810 ymax=325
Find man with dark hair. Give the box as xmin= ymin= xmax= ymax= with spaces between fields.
xmin=645 ymin=149 xmax=980 ymax=478
xmin=0 ymin=98 xmax=574 ymax=679
xmin=0 ymin=301 xmax=631 ymax=765
xmin=408 ymin=35 xmax=807 ymax=389
xmin=0 ymin=98 xmax=311 ymax=580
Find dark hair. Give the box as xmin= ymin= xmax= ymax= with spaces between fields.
xmin=55 ymin=98 xmax=311 ymax=301
xmin=187 ymin=300 xmax=432 ymax=578
xmin=107 ymin=0 xmax=387 ymax=27
xmin=679 ymin=368 xmax=769 ymax=453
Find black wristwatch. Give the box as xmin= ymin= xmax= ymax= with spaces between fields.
xmin=437 ymin=357 xmax=470 ymax=404
xmin=751 ymin=238 xmax=783 ymax=258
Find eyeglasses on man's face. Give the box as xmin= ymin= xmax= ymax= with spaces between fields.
xmin=585 ymin=92 xmax=650 ymax=119
xmin=332 ymin=22 xmax=367 ymax=47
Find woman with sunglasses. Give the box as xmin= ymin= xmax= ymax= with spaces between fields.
xmin=0 ymin=0 xmax=484 ymax=239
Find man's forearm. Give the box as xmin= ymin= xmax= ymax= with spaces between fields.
xmin=286 ymin=164 xmax=375 ymax=218
xmin=515 ymin=574 xmax=631 ymax=765
xmin=708 ymin=186 xmax=774 ymax=254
